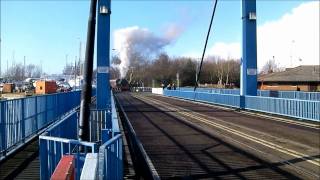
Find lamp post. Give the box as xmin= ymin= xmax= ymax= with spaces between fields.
xmin=0 ymin=38 xmax=2 ymax=77
xmin=290 ymin=40 xmax=295 ymax=68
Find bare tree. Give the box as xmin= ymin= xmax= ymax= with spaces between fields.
xmin=26 ymin=64 xmax=41 ymax=78
xmin=261 ymin=57 xmax=281 ymax=74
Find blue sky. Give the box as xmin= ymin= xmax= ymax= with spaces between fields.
xmin=0 ymin=0 xmax=315 ymax=74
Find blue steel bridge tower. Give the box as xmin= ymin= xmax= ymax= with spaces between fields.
xmin=241 ymin=0 xmax=257 ymax=107
xmin=241 ymin=0 xmax=257 ymax=96
xmin=96 ymin=0 xmax=111 ymax=110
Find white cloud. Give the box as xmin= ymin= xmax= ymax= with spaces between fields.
xmin=257 ymin=1 xmax=319 ymax=69
xmin=201 ymin=1 xmax=319 ymax=70
xmin=207 ymin=42 xmax=241 ymax=60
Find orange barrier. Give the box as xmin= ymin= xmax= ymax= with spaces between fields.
xmin=50 ymin=155 xmax=75 ymax=180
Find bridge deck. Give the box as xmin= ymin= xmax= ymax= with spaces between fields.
xmin=116 ymin=92 xmax=319 ymax=179
xmin=0 ymin=138 xmax=39 ymax=180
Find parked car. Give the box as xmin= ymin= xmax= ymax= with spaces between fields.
xmin=0 ymin=83 xmax=3 ymax=93
xmin=57 ymin=82 xmax=72 ymax=92
xmin=22 ymin=82 xmax=35 ymax=92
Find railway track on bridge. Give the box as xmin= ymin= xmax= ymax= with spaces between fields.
xmin=116 ymin=92 xmax=319 ymax=179
xmin=0 ymin=138 xmax=39 ymax=180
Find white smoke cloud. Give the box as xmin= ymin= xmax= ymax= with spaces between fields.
xmin=113 ymin=25 xmax=183 ymax=77
xmin=205 ymin=1 xmax=319 ymax=70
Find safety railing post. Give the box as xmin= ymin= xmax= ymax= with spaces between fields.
xmin=0 ymin=102 xmax=7 ymax=156
xmin=35 ymin=96 xmax=38 ymax=131
xmin=39 ymin=138 xmax=48 ymax=180
xmin=45 ymin=95 xmax=48 ymax=124
xmin=21 ymin=99 xmax=25 ymax=142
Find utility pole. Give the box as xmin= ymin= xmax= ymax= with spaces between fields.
xmin=75 ymin=56 xmax=77 ymax=87
xmin=40 ymin=60 xmax=43 ymax=78
xmin=176 ymin=73 xmax=180 ymax=88
xmin=290 ymin=40 xmax=295 ymax=68
xmin=6 ymin=59 xmax=8 ymax=78
xmin=0 ymin=38 xmax=2 ymax=77
xmin=195 ymin=58 xmax=200 ymax=87
xmin=79 ymin=40 xmax=82 ymax=76
xmin=23 ymin=56 xmax=26 ymax=79
xmin=12 ymin=51 xmax=15 ymax=68
xmin=65 ymin=54 xmax=68 ymax=67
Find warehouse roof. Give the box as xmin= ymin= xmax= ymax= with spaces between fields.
xmin=258 ymin=65 xmax=320 ymax=82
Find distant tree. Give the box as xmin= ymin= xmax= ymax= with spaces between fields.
xmin=106 ymin=52 xmax=241 ymax=88
xmin=261 ymin=57 xmax=281 ymax=74
xmin=4 ymin=63 xmax=41 ymax=81
xmin=62 ymin=61 xmax=81 ymax=76
xmin=180 ymin=58 xmax=196 ymax=86
xmin=26 ymin=64 xmax=41 ymax=78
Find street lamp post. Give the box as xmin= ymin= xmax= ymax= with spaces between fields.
xmin=0 ymin=38 xmax=2 ymax=77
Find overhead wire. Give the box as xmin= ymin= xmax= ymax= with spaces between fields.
xmin=194 ymin=0 xmax=218 ymax=91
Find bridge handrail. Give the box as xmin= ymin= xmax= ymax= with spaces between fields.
xmin=39 ymin=134 xmax=97 ymax=180
xmin=111 ymin=92 xmax=120 ymax=135
xmin=0 ymin=90 xmax=81 ymax=161
xmin=98 ymin=133 xmax=123 ymax=180
xmin=245 ymin=95 xmax=320 ymax=121
xmin=163 ymin=89 xmax=320 ymax=121
xmin=176 ymin=87 xmax=320 ymax=101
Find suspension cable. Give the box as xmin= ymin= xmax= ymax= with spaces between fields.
xmin=194 ymin=0 xmax=218 ymax=91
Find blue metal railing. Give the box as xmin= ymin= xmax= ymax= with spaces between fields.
xmin=39 ymin=109 xmax=97 ymax=180
xmin=39 ymin=91 xmax=123 ymax=179
xmin=110 ymin=92 xmax=120 ymax=136
xmin=164 ymin=90 xmax=320 ymax=121
xmin=177 ymin=87 xmax=320 ymax=101
xmin=96 ymin=92 xmax=123 ymax=179
xmin=178 ymin=87 xmax=240 ymax=95
xmin=0 ymin=91 xmax=81 ymax=160
xmin=245 ymin=96 xmax=320 ymax=121
xmin=196 ymin=92 xmax=240 ymax=108
xmin=258 ymin=90 xmax=320 ymax=101
xmin=39 ymin=135 xmax=97 ymax=180
xmin=165 ymin=90 xmax=240 ymax=108
xmin=98 ymin=134 xmax=123 ymax=180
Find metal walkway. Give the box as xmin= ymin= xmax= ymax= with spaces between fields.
xmin=116 ymin=92 xmax=320 ymax=179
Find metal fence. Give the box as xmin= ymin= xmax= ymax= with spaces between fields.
xmin=164 ymin=90 xmax=320 ymax=121
xmin=258 ymin=90 xmax=320 ymax=101
xmin=39 ymin=135 xmax=97 ymax=180
xmin=89 ymin=109 xmax=109 ymax=142
xmin=111 ymin=93 xmax=120 ymax=136
xmin=178 ymin=87 xmax=240 ymax=95
xmin=245 ymin=96 xmax=320 ymax=121
xmin=0 ymin=91 xmax=81 ymax=160
xmin=164 ymin=90 xmax=240 ymax=108
xmin=98 ymin=134 xmax=123 ymax=180
xmin=39 ymin=91 xmax=123 ymax=179
xmin=39 ymin=109 xmax=97 ymax=180
xmin=176 ymin=87 xmax=320 ymax=101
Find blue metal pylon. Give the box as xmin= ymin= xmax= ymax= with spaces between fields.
xmin=240 ymin=0 xmax=257 ymax=107
xmin=96 ymin=0 xmax=111 ymax=110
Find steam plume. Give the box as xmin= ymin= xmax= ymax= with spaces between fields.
xmin=113 ymin=25 xmax=183 ymax=77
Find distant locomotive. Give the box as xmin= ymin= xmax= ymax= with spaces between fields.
xmin=116 ymin=79 xmax=130 ymax=91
